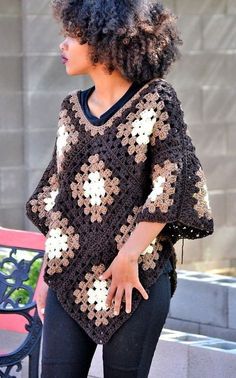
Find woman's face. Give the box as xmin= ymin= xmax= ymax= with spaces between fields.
xmin=59 ymin=34 xmax=93 ymax=75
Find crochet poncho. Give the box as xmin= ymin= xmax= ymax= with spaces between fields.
xmin=25 ymin=78 xmax=214 ymax=344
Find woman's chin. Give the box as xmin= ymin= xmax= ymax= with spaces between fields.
xmin=65 ymin=66 xmax=74 ymax=75
xmin=65 ymin=66 xmax=84 ymax=76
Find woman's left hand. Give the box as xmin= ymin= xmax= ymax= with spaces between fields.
xmin=99 ymin=251 xmax=149 ymax=315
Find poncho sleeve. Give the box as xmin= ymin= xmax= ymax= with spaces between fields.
xmin=25 ymin=94 xmax=75 ymax=236
xmin=25 ymin=138 xmax=59 ymax=236
xmin=135 ymin=81 xmax=214 ymax=261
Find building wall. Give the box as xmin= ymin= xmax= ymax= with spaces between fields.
xmin=0 ymin=0 xmax=235 ymax=272
xmin=0 ymin=1 xmax=24 ymax=228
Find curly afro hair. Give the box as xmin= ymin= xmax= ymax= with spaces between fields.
xmin=51 ymin=0 xmax=183 ymax=84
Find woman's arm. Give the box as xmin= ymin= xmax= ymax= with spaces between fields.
xmin=99 ymin=221 xmax=166 ymax=315
xmin=117 ymin=221 xmax=167 ymax=261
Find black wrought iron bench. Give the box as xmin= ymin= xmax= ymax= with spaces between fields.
xmin=0 ymin=227 xmax=45 ymax=378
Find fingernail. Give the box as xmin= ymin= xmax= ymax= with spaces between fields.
xmin=114 ymin=310 xmax=118 ymax=315
xmin=99 ymin=275 xmax=103 ymax=279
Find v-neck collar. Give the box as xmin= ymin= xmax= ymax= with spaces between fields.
xmin=84 ymin=81 xmax=141 ymax=121
xmin=69 ymin=77 xmax=164 ymax=136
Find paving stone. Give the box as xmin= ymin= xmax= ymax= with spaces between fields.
xmin=169 ymin=278 xmax=228 ymax=327
xmin=151 ymin=338 xmax=189 ymax=378
xmin=188 ymin=340 xmax=236 ymax=378
xmin=88 ymin=345 xmax=103 ymax=378
xmin=200 ymin=323 xmax=236 ymax=342
xmin=228 ymin=285 xmax=236 ymax=329
xmin=165 ymin=317 xmax=200 ymax=334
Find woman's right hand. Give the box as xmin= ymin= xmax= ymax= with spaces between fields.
xmin=36 ymin=280 xmax=49 ymax=324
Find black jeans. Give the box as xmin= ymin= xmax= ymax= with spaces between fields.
xmin=41 ymin=271 xmax=171 ymax=378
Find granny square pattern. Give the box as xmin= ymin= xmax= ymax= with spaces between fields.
xmin=25 ymin=78 xmax=214 ymax=344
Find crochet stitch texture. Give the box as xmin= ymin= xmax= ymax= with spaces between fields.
xmin=25 ymin=78 xmax=214 ymax=344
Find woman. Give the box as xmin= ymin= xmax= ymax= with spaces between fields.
xmin=25 ymin=1 xmax=214 ymax=377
